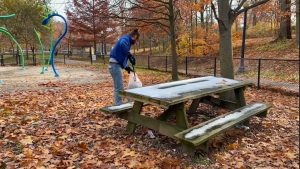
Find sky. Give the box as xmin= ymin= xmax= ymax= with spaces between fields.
xmin=49 ymin=0 xmax=68 ymax=19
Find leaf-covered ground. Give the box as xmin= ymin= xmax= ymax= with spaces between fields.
xmin=0 ymin=67 xmax=299 ymax=168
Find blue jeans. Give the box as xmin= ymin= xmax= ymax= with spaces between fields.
xmin=109 ymin=63 xmax=124 ymax=105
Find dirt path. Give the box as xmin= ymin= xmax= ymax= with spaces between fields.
xmin=0 ymin=66 xmax=108 ymax=93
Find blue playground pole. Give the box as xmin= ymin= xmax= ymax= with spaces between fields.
xmin=42 ymin=13 xmax=68 ymax=77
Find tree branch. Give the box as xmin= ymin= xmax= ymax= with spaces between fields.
xmin=235 ymin=0 xmax=270 ymax=16
xmin=211 ymin=2 xmax=227 ymax=30
xmin=233 ymin=0 xmax=247 ymax=12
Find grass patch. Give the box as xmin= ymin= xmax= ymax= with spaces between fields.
xmin=190 ymin=155 xmax=212 ymax=166
xmin=238 ymin=70 xmax=299 ymax=84
xmin=256 ymin=39 xmax=297 ymax=52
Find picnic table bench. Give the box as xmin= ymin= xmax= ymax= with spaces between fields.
xmin=101 ymin=76 xmax=270 ymax=153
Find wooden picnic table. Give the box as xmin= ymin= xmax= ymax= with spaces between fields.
xmin=101 ymin=76 xmax=269 ymax=152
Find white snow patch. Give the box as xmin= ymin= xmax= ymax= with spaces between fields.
xmin=184 ymin=103 xmax=264 ymax=140
xmin=126 ymin=76 xmax=240 ymax=99
xmin=107 ymin=102 xmax=134 ymax=110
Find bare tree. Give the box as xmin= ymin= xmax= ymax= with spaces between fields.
xmin=67 ymin=0 xmax=112 ymax=55
xmin=110 ymin=0 xmax=181 ymax=80
xmin=211 ymin=0 xmax=270 ymax=79
xmin=296 ymin=0 xmax=299 ymax=45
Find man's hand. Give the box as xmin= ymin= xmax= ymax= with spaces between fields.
xmin=128 ymin=54 xmax=136 ymax=66
xmin=125 ymin=66 xmax=134 ymax=74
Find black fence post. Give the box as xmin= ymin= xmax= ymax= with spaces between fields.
xmin=90 ymin=46 xmax=93 ymax=65
xmin=0 ymin=54 xmax=4 ymax=66
xmin=64 ymin=54 xmax=66 ymax=64
xmin=18 ymin=54 xmax=21 ymax=66
xmin=148 ymin=55 xmax=150 ymax=69
xmin=103 ymin=54 xmax=106 ymax=65
xmin=257 ymin=59 xmax=261 ymax=89
xmin=238 ymin=9 xmax=248 ymax=73
xmin=15 ymin=53 xmax=18 ymax=65
xmin=214 ymin=57 xmax=217 ymax=76
xmin=32 ymin=52 xmax=34 ymax=65
xmin=165 ymin=55 xmax=168 ymax=72
xmin=33 ymin=55 xmax=36 ymax=66
xmin=185 ymin=57 xmax=188 ymax=75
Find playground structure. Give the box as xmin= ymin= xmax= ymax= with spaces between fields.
xmin=0 ymin=1 xmax=68 ymax=77
xmin=34 ymin=28 xmax=45 ymax=74
xmin=42 ymin=13 xmax=68 ymax=77
xmin=0 ymin=14 xmax=24 ymax=69
xmin=42 ymin=1 xmax=53 ymax=72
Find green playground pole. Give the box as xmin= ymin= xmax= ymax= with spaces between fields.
xmin=45 ymin=21 xmax=53 ymax=71
xmin=42 ymin=1 xmax=54 ymax=72
xmin=0 ymin=14 xmax=16 ymax=19
xmin=0 ymin=27 xmax=24 ymax=68
xmin=34 ymin=28 xmax=45 ymax=74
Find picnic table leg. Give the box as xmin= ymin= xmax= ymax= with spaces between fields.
xmin=187 ymin=98 xmax=201 ymax=114
xmin=158 ymin=105 xmax=177 ymax=121
xmin=182 ymin=141 xmax=209 ymax=154
xmin=126 ymin=101 xmax=143 ymax=134
xmin=175 ymin=103 xmax=189 ymax=129
xmin=174 ymin=102 xmax=195 ymax=154
xmin=234 ymin=87 xmax=249 ymax=125
xmin=182 ymin=144 xmax=196 ymax=154
xmin=234 ymin=87 xmax=246 ymax=107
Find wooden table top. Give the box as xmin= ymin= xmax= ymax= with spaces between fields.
xmin=119 ymin=76 xmax=251 ymax=108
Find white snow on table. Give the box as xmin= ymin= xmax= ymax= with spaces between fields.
xmin=125 ymin=76 xmax=240 ymax=100
xmin=184 ymin=103 xmax=264 ymax=140
xmin=107 ymin=102 xmax=134 ymax=110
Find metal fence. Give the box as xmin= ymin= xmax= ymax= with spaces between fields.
xmin=135 ymin=55 xmax=299 ymax=93
xmin=0 ymin=52 xmax=98 ymax=66
xmin=0 ymin=53 xmax=41 ymax=66
xmin=1 ymin=53 xmax=298 ymax=93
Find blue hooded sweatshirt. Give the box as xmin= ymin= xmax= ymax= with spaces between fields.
xmin=110 ymin=35 xmax=133 ymax=68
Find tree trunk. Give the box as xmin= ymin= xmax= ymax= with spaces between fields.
xmin=286 ymin=0 xmax=292 ymax=39
xmin=200 ymin=11 xmax=205 ymax=27
xmin=297 ymin=0 xmax=299 ymax=45
xmin=210 ymin=6 xmax=214 ymax=26
xmin=26 ymin=42 xmax=29 ymax=60
xmin=217 ymin=0 xmax=234 ymax=79
xmin=143 ymin=34 xmax=145 ymax=52
xmin=252 ymin=13 xmax=257 ymax=26
xmin=195 ymin=0 xmax=198 ymax=28
xmin=278 ymin=0 xmax=292 ymax=39
xmin=163 ymin=38 xmax=166 ymax=52
xmin=93 ymin=40 xmax=97 ymax=55
xmin=205 ymin=7 xmax=210 ymax=33
xmin=190 ymin=2 xmax=193 ymax=53
xmin=104 ymin=42 xmax=107 ymax=55
xmin=67 ymin=43 xmax=70 ymax=58
xmin=101 ymin=42 xmax=104 ymax=54
xmin=235 ymin=19 xmax=239 ymax=32
xmin=159 ymin=40 xmax=161 ymax=52
xmin=169 ymin=0 xmax=179 ymax=81
xmin=149 ymin=37 xmax=152 ymax=55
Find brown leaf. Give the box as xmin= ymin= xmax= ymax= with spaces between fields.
xmin=227 ymin=143 xmax=240 ymax=150
xmin=20 ymin=136 xmax=33 ymax=145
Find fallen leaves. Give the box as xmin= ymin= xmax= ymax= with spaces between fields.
xmin=0 ymin=69 xmax=299 ymax=168
xmin=161 ymin=157 xmax=181 ymax=169
xmin=38 ymin=81 xmax=66 ymax=87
